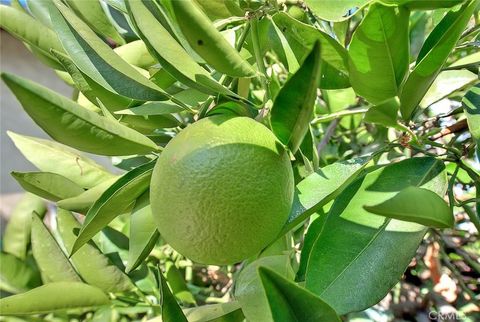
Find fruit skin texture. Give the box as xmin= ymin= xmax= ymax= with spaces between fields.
xmin=151 ymin=115 xmax=294 ymax=265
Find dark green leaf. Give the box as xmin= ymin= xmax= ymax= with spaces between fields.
xmin=348 ymin=4 xmax=409 ymax=104
xmin=364 ymin=186 xmax=453 ymax=228
xmin=2 ymin=73 xmax=159 ymax=156
xmin=126 ymin=192 xmax=160 ymax=273
xmin=271 ymin=41 xmax=321 ymax=153
xmin=159 ymin=271 xmax=188 ymax=322
xmin=31 ymin=213 xmax=82 ymax=283
xmin=11 ymin=172 xmax=84 ymax=202
xmin=400 ymin=0 xmax=479 ymax=120
xmin=463 ymin=83 xmax=480 ymax=141
xmin=57 ymin=209 xmax=134 ymax=292
xmin=3 ymin=193 xmax=46 ymax=260
xmin=258 ymin=267 xmax=340 ymax=322
xmin=0 ymin=282 xmax=109 ymax=315
xmin=50 ymin=0 xmax=168 ymax=101
xmin=305 ymin=157 xmax=447 ymax=314
xmin=71 ymin=160 xmax=155 ymax=255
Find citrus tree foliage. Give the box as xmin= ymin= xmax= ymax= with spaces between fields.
xmin=1 ymin=0 xmax=479 ymax=321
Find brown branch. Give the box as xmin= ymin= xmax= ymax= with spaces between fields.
xmin=429 ymin=119 xmax=468 ymax=141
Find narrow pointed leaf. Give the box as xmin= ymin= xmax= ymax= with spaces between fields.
xmin=126 ymin=0 xmax=235 ymax=96
xmin=258 ymin=267 xmax=340 ymax=322
xmin=2 ymin=73 xmax=159 ymax=156
xmin=127 ymin=192 xmax=160 ymax=273
xmin=463 ymin=83 xmax=480 ymax=142
xmin=57 ymin=177 xmax=119 ymax=213
xmin=57 ymin=209 xmax=134 ymax=292
xmin=364 ymin=97 xmax=400 ymax=127
xmin=114 ymin=40 xmax=157 ymax=69
xmin=3 ymin=193 xmax=46 ymax=260
xmin=0 ymin=5 xmax=64 ymax=65
xmin=50 ymin=0 xmax=167 ymax=101
xmin=71 ymin=161 xmax=155 ymax=255
xmin=348 ymin=4 xmax=409 ymax=104
xmin=271 ymin=41 xmax=321 ymax=154
xmin=159 ymin=271 xmax=188 ymax=322
xmin=12 ymin=172 xmax=84 ymax=202
xmin=364 ymin=186 xmax=453 ymax=228
xmin=400 ymin=0 xmax=479 ymax=120
xmin=305 ymin=157 xmax=447 ymax=314
xmin=0 ymin=282 xmax=109 ymax=315
xmin=64 ymin=0 xmax=124 ymax=45
xmin=7 ymin=132 xmax=115 ymax=189
xmin=31 ymin=213 xmax=82 ymax=283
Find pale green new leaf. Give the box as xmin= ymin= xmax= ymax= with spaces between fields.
xmin=57 ymin=209 xmax=134 ymax=292
xmin=31 ymin=213 xmax=82 ymax=283
xmin=0 ymin=252 xmax=41 ymax=294
xmin=306 ymin=0 xmax=371 ymax=21
xmin=127 ymin=192 xmax=159 ymax=273
xmin=11 ymin=172 xmax=84 ymax=202
xmin=7 ymin=132 xmax=115 ymax=189
xmin=184 ymin=302 xmax=244 ymax=322
xmin=0 ymin=282 xmax=109 ymax=315
xmin=3 ymin=193 xmax=46 ymax=260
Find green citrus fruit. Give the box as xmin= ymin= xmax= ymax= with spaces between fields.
xmin=150 ymin=115 xmax=294 ymax=265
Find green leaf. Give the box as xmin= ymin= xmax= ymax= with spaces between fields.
xmin=2 ymin=73 xmax=159 ymax=156
xmin=283 ymin=157 xmax=370 ymax=233
xmin=50 ymin=49 xmax=133 ymax=112
xmin=126 ymin=192 xmax=160 ymax=273
xmin=450 ymin=51 xmax=480 ymax=68
xmin=11 ymin=172 xmax=85 ymax=202
xmin=364 ymin=186 xmax=453 ymax=228
xmin=348 ymin=3 xmax=409 ymax=104
xmin=364 ymin=97 xmax=400 ymax=127
xmin=272 ymin=12 xmax=350 ymax=89
xmin=463 ymin=83 xmax=480 ymax=141
xmin=8 ymin=132 xmax=115 ymax=189
xmin=50 ymin=0 xmax=168 ymax=101
xmin=3 ymin=193 xmax=46 ymax=260
xmin=304 ymin=157 xmax=447 ymax=314
xmin=305 ymin=0 xmax=371 ymax=21
xmin=31 ymin=213 xmax=82 ymax=283
xmin=194 ymin=0 xmax=243 ymax=20
xmin=126 ymin=0 xmax=236 ymax=96
xmin=170 ymin=0 xmax=255 ymax=77
xmin=115 ymin=102 xmax=185 ymax=116
xmin=64 ymin=0 xmax=124 ymax=45
xmin=268 ymin=16 xmax=300 ymax=73
xmin=0 ymin=5 xmax=64 ymax=66
xmin=420 ymin=70 xmax=478 ymax=109
xmin=57 ymin=209 xmax=134 ymax=293
xmin=0 ymin=282 xmax=109 ymax=315
xmin=379 ymin=0 xmax=467 ymax=9
xmin=57 ymin=177 xmax=119 ymax=213
xmin=27 ymin=0 xmax=54 ymax=28
xmin=71 ymin=160 xmax=155 ymax=255
xmin=165 ymin=261 xmax=196 ymax=305
xmin=234 ymin=255 xmax=295 ymax=322
xmin=159 ymin=271 xmax=188 ymax=322
xmin=400 ymin=0 xmax=479 ymax=120
xmin=258 ymin=267 xmax=340 ymax=322
xmin=296 ymin=215 xmax=326 ymax=282
xmin=271 ymin=41 xmax=321 ymax=154
xmin=0 ymin=252 xmax=41 ymax=294
xmin=184 ymin=302 xmax=244 ymax=322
